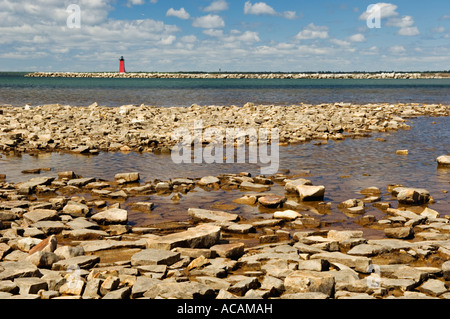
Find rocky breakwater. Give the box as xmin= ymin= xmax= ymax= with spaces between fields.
xmin=0 ymin=170 xmax=449 ymax=299
xmin=0 ymin=103 xmax=448 ymax=155
xmin=25 ymin=72 xmax=450 ymax=79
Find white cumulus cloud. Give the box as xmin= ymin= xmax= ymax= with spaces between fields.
xmin=296 ymin=23 xmax=329 ymax=40
xmin=166 ymin=8 xmax=190 ymax=20
xmin=192 ymin=14 xmax=225 ymax=29
xmin=204 ymin=0 xmax=229 ymax=13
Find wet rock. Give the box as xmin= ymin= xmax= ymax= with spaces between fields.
xmin=198 ymin=176 xmax=220 ymax=186
xmin=14 ymin=277 xmax=47 ymax=295
xmin=67 ymin=177 xmax=96 ymax=188
xmin=233 ymin=195 xmax=257 ymax=205
xmin=131 ymin=249 xmax=181 ymax=266
xmin=296 ymin=185 xmax=325 ymax=201
xmin=26 ymin=251 xmax=60 ymax=268
xmin=384 ymin=227 xmax=414 ymax=239
xmin=188 ymin=208 xmax=239 ymax=223
xmin=51 ymin=255 xmax=100 ymax=271
xmin=258 ymin=195 xmax=286 ymax=208
xmin=210 ymin=243 xmax=245 ymax=259
xmin=437 ymin=155 xmax=450 ymax=167
xmin=144 ymin=281 xmax=215 ymax=299
xmin=273 ymin=210 xmax=301 ymax=221
xmin=284 ymin=271 xmax=335 ymax=297
xmin=418 ymin=279 xmax=447 ymax=297
xmin=62 ymin=202 xmax=90 ymax=217
xmin=23 ymin=209 xmax=59 ymax=225
xmin=146 ymin=224 xmax=221 ymax=250
xmin=239 ymin=182 xmax=271 ymax=192
xmin=284 ymin=179 xmax=312 ymax=193
xmin=392 ymin=187 xmax=431 ymax=205
xmin=31 ymin=221 xmax=65 ymax=235
xmin=0 ymin=261 xmax=40 ymax=280
xmin=91 ymin=208 xmax=128 ymax=225
xmin=115 ymin=172 xmax=140 ymax=183
xmin=311 ymin=252 xmax=372 ymax=273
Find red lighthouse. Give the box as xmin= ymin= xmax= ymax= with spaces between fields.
xmin=119 ymin=56 xmax=126 ymax=73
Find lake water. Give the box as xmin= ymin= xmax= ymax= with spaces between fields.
xmin=1 ymin=72 xmax=450 ymax=107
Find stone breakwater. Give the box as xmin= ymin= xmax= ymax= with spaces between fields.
xmin=25 ymin=72 xmax=450 ymax=79
xmin=0 ymin=103 xmax=449 ymax=155
xmin=0 ymin=170 xmax=449 ymax=299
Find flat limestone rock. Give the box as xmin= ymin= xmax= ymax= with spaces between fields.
xmin=296 ymin=185 xmax=325 ymax=201
xmin=91 ymin=208 xmax=128 ymax=225
xmin=311 ymin=251 xmax=372 ymax=273
xmin=188 ymin=208 xmax=239 ymax=223
xmin=146 ymin=224 xmax=221 ymax=250
xmin=130 ymin=249 xmax=180 ymax=266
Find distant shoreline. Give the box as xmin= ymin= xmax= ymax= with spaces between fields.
xmin=24 ymin=71 xmax=450 ymax=79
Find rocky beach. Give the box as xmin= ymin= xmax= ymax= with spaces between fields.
xmin=0 ymin=102 xmax=449 ymax=299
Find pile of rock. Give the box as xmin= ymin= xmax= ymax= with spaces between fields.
xmin=25 ymin=72 xmax=450 ymax=80
xmin=1 ymin=171 xmax=449 ymax=299
xmin=0 ymin=103 xmax=448 ymax=154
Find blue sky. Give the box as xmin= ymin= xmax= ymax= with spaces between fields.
xmin=0 ymin=0 xmax=449 ymax=72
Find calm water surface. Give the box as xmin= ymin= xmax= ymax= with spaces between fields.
xmin=1 ymin=116 xmax=448 ymax=230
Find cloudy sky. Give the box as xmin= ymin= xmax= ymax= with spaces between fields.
xmin=0 ymin=0 xmax=449 ymax=72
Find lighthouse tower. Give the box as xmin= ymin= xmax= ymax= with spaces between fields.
xmin=119 ymin=56 xmax=126 ymax=73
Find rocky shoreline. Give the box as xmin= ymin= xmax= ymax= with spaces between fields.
xmin=0 ymin=102 xmax=449 ymax=155
xmin=0 ymin=168 xmax=449 ymax=299
xmin=0 ymin=102 xmax=449 ymax=300
xmin=25 ymin=72 xmax=450 ymax=79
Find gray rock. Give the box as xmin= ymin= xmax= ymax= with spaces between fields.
xmin=91 ymin=208 xmax=128 ymax=225
xmin=0 ymin=261 xmax=41 ymax=280
xmin=392 ymin=187 xmax=431 ymax=205
xmin=284 ymin=271 xmax=335 ymax=297
xmin=67 ymin=217 xmax=99 ymax=230
xmin=188 ymin=208 xmax=239 ymax=223
xmin=384 ymin=227 xmax=414 ymax=239
xmin=102 ymin=286 xmax=131 ymax=299
xmin=228 ymin=277 xmax=260 ymax=296
xmin=0 ymin=280 xmax=18 ymax=294
xmin=437 ymin=155 xmax=450 ymax=167
xmin=62 ymin=202 xmax=90 ymax=217
xmin=31 ymin=221 xmax=66 ymax=235
xmin=54 ymin=246 xmax=85 ymax=260
xmin=115 ymin=172 xmax=140 ymax=183
xmin=311 ymin=251 xmax=372 ymax=273
xmin=146 ymin=224 xmax=221 ymax=250
xmin=130 ymin=277 xmax=161 ymax=299
xmin=131 ymin=249 xmax=181 ymax=266
xmin=296 ymin=185 xmax=325 ymax=201
xmin=67 ymin=177 xmax=96 ymax=188
xmin=14 ymin=277 xmax=47 ymax=295
xmin=418 ymin=279 xmax=447 ymax=296
xmin=26 ymin=251 xmax=60 ymax=268
xmin=52 ymin=255 xmax=100 ymax=271
xmin=443 ymin=261 xmax=450 ymax=281
xmin=144 ymin=281 xmax=215 ymax=299
xmin=23 ymin=209 xmax=59 ymax=225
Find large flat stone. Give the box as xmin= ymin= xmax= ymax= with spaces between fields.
xmin=311 ymin=251 xmax=372 ymax=273
xmin=188 ymin=208 xmax=239 ymax=223
xmin=91 ymin=208 xmax=128 ymax=225
xmin=146 ymin=224 xmax=221 ymax=250
xmin=51 ymin=255 xmax=100 ymax=271
xmin=131 ymin=249 xmax=181 ymax=266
